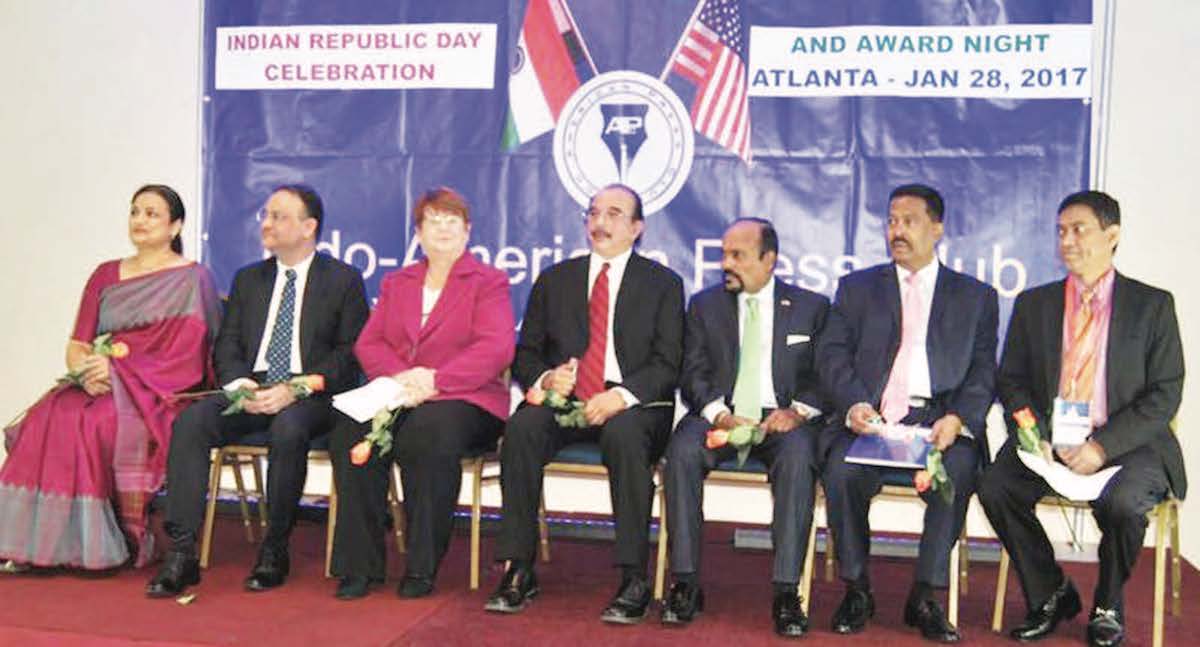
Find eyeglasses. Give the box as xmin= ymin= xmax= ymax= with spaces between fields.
xmin=581 ymin=207 xmax=630 ymax=223
xmin=422 ymin=213 xmax=466 ymax=227
xmin=257 ymin=208 xmax=303 ymax=223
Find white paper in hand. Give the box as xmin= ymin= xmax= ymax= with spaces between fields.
xmin=333 ymin=377 xmax=408 ymax=423
xmin=1016 ymin=448 xmax=1121 ymax=501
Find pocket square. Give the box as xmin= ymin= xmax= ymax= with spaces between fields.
xmin=786 ymin=334 xmax=811 ymax=345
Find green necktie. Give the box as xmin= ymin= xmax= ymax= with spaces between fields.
xmin=732 ymin=296 xmax=762 ymax=422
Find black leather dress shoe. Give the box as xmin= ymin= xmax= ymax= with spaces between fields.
xmin=145 ymin=551 xmax=200 ymax=598
xmin=831 ymin=587 xmax=875 ymax=634
xmin=1086 ymin=607 xmax=1125 ymax=647
xmin=772 ymin=591 xmax=809 ymax=638
xmin=335 ymin=575 xmax=372 ymax=600
xmin=397 ymin=573 xmax=435 ymax=598
xmin=660 ymin=581 xmax=704 ymax=626
xmin=484 ymin=565 xmax=539 ymax=614
xmin=1010 ymin=578 xmax=1082 ymax=642
xmin=600 ymin=575 xmax=651 ymax=625
xmin=243 ymin=545 xmax=290 ymax=592
xmin=904 ymin=597 xmax=961 ymax=643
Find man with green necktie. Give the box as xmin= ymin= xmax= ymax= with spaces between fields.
xmin=660 ymin=218 xmax=831 ymax=638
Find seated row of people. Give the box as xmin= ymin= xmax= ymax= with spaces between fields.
xmin=0 ymin=182 xmax=1181 ymax=647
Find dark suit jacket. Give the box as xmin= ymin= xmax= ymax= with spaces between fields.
xmin=214 ymin=252 xmax=370 ymax=395
xmin=681 ymin=281 xmax=830 ymax=418
xmin=817 ymin=262 xmax=999 ymax=459
xmin=997 ymin=272 xmax=1186 ymax=498
xmin=513 ymin=253 xmax=684 ymax=404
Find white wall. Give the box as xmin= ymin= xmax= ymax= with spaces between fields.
xmin=0 ymin=2 xmax=1195 ymax=566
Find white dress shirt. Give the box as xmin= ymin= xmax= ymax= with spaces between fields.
xmin=701 ymin=277 xmax=822 ymax=424
xmin=251 ymin=252 xmax=314 ymax=376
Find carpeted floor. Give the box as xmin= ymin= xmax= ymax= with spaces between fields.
xmin=0 ymin=512 xmax=1193 ymax=646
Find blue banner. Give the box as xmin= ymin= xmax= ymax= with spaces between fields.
xmin=202 ymin=0 xmax=1094 ymax=331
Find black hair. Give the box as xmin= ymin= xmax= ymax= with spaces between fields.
xmin=732 ymin=217 xmax=779 ymax=259
xmin=272 ymin=184 xmax=324 ymax=238
xmin=1058 ymin=190 xmax=1120 ymax=229
xmin=132 ymin=184 xmax=185 ymax=254
xmin=594 ymin=183 xmax=644 ymax=221
xmin=889 ymin=183 xmax=945 ymax=223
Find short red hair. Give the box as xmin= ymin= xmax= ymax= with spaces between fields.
xmin=414 ymin=186 xmax=469 ymax=227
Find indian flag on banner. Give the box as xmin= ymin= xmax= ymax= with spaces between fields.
xmin=501 ymin=0 xmax=597 ymax=150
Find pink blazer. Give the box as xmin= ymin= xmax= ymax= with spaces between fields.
xmin=354 ymin=252 xmax=515 ymax=421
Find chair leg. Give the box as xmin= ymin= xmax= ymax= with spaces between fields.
xmin=470 ymin=458 xmax=483 ymax=591
xmin=537 ymin=493 xmax=551 ymax=562
xmin=199 ymin=449 xmax=224 ymax=569
xmin=230 ymin=455 xmax=255 ymax=543
xmin=992 ymin=548 xmax=1010 ymax=632
xmin=824 ymin=526 xmax=835 ymax=583
xmin=1170 ymin=501 xmax=1182 ymax=617
xmin=959 ymin=527 xmax=969 ymax=595
xmin=653 ymin=476 xmax=667 ymax=602
xmin=800 ymin=514 xmax=817 ymax=615
xmin=388 ymin=465 xmax=405 ymax=554
xmin=325 ymin=474 xmax=337 ymax=579
xmin=1153 ymin=502 xmax=1168 ymax=647
xmin=948 ymin=539 xmax=960 ymax=627
xmin=251 ymin=456 xmax=269 ymax=532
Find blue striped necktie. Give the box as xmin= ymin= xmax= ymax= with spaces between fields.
xmin=265 ymin=268 xmax=297 ymax=384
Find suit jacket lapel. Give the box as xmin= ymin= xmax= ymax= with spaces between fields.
xmin=612 ymin=255 xmax=640 ymax=367
xmin=298 ymin=255 xmax=322 ymax=366
xmin=420 ymin=257 xmax=472 ymax=340
xmin=1104 ymin=272 xmax=1129 ymax=406
xmin=882 ymin=264 xmax=903 ymax=368
xmin=1043 ymin=279 xmax=1066 ymax=403
xmin=771 ymin=285 xmax=790 ymax=399
xmin=566 ymin=256 xmax=590 ymax=351
xmin=926 ymin=266 xmax=950 ymax=390
xmin=399 ymin=265 xmax=423 ymax=346
xmin=249 ymin=261 xmax=276 ymax=355
xmin=718 ymin=289 xmax=739 ymax=393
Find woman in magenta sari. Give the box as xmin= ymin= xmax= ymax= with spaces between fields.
xmin=0 ymin=184 xmax=220 ymax=571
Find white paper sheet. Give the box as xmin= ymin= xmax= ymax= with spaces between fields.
xmin=1016 ymin=448 xmax=1121 ymax=501
xmin=331 ymin=377 xmax=409 ymax=423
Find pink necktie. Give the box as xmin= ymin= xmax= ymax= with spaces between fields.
xmin=880 ymin=272 xmax=923 ymax=424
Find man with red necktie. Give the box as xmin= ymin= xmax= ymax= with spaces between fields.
xmin=486 ymin=184 xmax=684 ymax=624
xmin=817 ymin=184 xmax=999 ymax=643
xmin=979 ymin=190 xmax=1185 ymax=647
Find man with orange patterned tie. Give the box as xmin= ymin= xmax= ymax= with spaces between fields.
xmin=979 ymin=191 xmax=1185 ymax=647
xmin=485 ymin=184 xmax=684 ymax=624
xmin=817 ymin=184 xmax=998 ymax=643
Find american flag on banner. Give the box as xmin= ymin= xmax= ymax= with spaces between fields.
xmin=664 ymin=0 xmax=751 ymax=163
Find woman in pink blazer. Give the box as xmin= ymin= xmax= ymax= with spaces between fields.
xmin=330 ymin=187 xmax=515 ymax=600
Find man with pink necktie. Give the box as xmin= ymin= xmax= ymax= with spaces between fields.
xmin=817 ymin=184 xmax=999 ymax=643
xmin=486 ymin=184 xmax=685 ymax=624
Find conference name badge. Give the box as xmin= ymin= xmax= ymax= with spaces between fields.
xmin=1050 ymin=396 xmax=1090 ymax=448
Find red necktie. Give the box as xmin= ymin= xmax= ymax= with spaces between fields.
xmin=576 ymin=263 xmax=610 ymax=400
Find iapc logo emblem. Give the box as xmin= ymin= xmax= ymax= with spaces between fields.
xmin=554 ymin=71 xmax=694 ymax=216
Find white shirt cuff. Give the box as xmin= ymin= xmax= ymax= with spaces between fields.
xmin=702 ymin=399 xmax=730 ymax=425
xmin=613 ymin=386 xmax=639 ymax=409
xmin=223 ymin=377 xmax=257 ymax=392
xmin=790 ymin=400 xmax=823 ymax=421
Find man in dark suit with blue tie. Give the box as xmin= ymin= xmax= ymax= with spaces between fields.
xmin=660 ymin=218 xmax=829 ymax=637
xmin=485 ymin=184 xmax=684 ymax=624
xmin=147 ymin=185 xmax=369 ymax=597
xmin=817 ymin=184 xmax=998 ymax=643
xmin=979 ymin=191 xmax=1185 ymax=647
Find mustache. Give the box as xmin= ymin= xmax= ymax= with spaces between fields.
xmin=889 ymin=236 xmax=911 ymax=247
xmin=722 ymin=270 xmax=745 ymax=292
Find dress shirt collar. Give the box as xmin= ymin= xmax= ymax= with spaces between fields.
xmin=1068 ymin=266 xmax=1115 ymax=308
xmin=738 ymin=275 xmax=775 ymax=311
xmin=895 ymin=259 xmax=939 ymax=291
xmin=276 ymin=251 xmax=315 ymax=277
xmin=589 ymin=247 xmax=633 ymax=276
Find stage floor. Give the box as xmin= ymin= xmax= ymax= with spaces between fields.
xmin=0 ymin=513 xmax=1194 ymax=646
